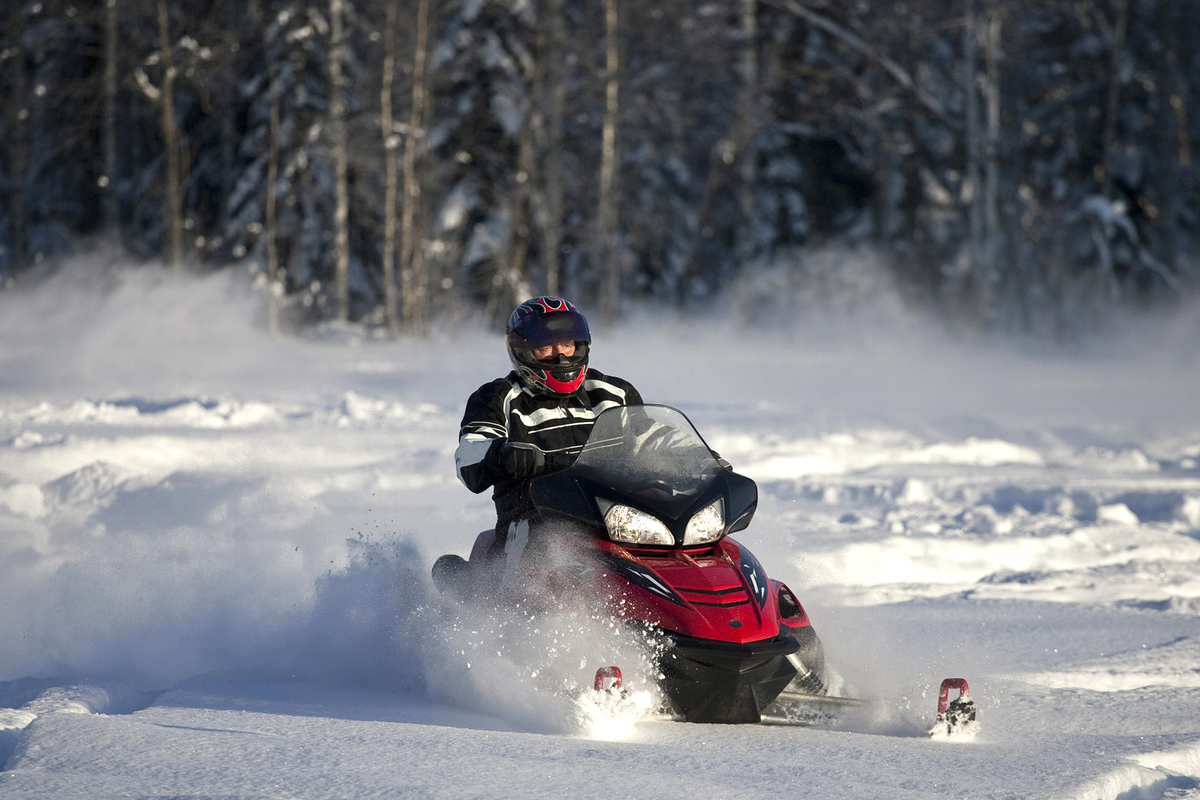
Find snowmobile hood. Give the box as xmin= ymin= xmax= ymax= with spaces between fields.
xmin=593 ymin=538 xmax=792 ymax=644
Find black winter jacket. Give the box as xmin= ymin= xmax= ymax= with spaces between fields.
xmin=455 ymin=369 xmax=643 ymax=528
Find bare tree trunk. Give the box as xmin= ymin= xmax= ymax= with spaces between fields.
xmin=249 ymin=0 xmax=283 ymax=333
xmin=329 ymin=0 xmax=351 ymax=321
xmin=899 ymin=13 xmax=923 ymax=265
xmin=867 ymin=66 xmax=895 ymax=253
xmin=679 ymin=1 xmax=780 ymax=294
xmin=103 ymin=0 xmax=120 ymax=234
xmin=963 ymin=0 xmax=1002 ymax=321
xmin=4 ymin=0 xmax=28 ymax=273
xmin=735 ymin=0 xmax=758 ymax=264
xmin=381 ymin=0 xmax=400 ymax=337
xmin=401 ymin=0 xmax=431 ymax=335
xmin=266 ymin=62 xmax=282 ymax=334
xmin=964 ymin=0 xmax=982 ymax=267
xmin=157 ymin=0 xmax=184 ymax=269
xmin=541 ymin=0 xmax=566 ymax=296
xmin=983 ymin=6 xmax=1001 ymax=275
xmin=983 ymin=5 xmax=1007 ymax=324
xmin=507 ymin=120 xmax=535 ymax=304
xmin=1154 ymin=1 xmax=1186 ymax=277
xmin=506 ymin=2 xmax=564 ymax=304
xmin=597 ymin=0 xmax=621 ymax=318
xmin=1101 ymin=0 xmax=1130 ymax=198
xmin=522 ymin=0 xmax=563 ymax=297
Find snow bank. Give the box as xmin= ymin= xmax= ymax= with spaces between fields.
xmin=1059 ymin=741 xmax=1200 ymax=800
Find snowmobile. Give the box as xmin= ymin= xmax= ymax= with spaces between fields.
xmin=433 ymin=404 xmax=836 ymax=724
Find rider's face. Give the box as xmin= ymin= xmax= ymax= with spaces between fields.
xmin=529 ymin=341 xmax=576 ymax=362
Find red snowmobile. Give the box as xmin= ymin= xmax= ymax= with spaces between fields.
xmin=434 ymin=404 xmax=835 ymax=724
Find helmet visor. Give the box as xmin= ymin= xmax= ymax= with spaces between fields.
xmin=508 ymin=311 xmax=591 ymax=350
xmin=513 ymin=342 xmax=589 ymax=394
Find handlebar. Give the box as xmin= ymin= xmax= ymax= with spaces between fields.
xmin=541 ymin=452 xmax=577 ymax=472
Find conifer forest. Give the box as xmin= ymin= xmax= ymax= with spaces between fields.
xmin=1 ymin=0 xmax=1197 ymax=336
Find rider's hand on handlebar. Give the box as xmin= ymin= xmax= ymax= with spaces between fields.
xmin=499 ymin=441 xmax=546 ymax=480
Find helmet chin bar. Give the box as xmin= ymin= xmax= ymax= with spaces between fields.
xmin=542 ymin=366 xmax=587 ymax=393
xmin=520 ymin=363 xmax=587 ymax=394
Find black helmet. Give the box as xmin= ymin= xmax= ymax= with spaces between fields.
xmin=505 ymin=296 xmax=591 ymax=394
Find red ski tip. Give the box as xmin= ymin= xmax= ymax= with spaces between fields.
xmin=594 ymin=666 xmax=623 ymax=692
xmin=931 ymin=677 xmax=978 ymax=737
xmin=937 ymin=677 xmax=970 ymax=715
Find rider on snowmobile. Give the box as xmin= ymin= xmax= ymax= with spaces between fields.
xmin=454 ymin=296 xmax=643 ymax=589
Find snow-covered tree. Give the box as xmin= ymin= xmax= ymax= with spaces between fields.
xmin=424 ymin=0 xmax=538 ymax=320
xmin=1 ymin=0 xmax=1198 ymax=336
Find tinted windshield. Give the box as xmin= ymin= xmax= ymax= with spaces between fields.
xmin=572 ymin=405 xmax=722 ymax=512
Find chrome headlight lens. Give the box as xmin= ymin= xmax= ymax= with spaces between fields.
xmin=683 ymin=499 xmax=725 ymax=545
xmin=603 ymin=504 xmax=674 ymax=546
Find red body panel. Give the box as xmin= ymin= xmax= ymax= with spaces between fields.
xmin=593 ymin=538 xmax=808 ymax=645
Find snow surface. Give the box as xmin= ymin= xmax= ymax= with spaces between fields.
xmin=2 ymin=259 xmax=1200 ymax=799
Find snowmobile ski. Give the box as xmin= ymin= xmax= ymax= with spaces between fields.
xmin=929 ymin=677 xmax=978 ymax=737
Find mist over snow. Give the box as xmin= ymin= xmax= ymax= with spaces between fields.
xmin=2 ymin=256 xmax=1200 ymax=799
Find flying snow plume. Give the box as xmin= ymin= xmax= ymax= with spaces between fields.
xmin=417 ymin=598 xmax=665 ymax=737
xmin=300 ymin=536 xmax=432 ymax=692
xmin=571 ymin=679 xmax=659 ymax=741
xmin=0 ymin=255 xmax=457 ymax=690
xmin=0 ymin=250 xmax=295 ymax=401
xmin=812 ymin=615 xmax=958 ymax=738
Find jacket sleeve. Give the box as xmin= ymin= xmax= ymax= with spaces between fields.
xmin=455 ymin=380 xmax=510 ymax=493
xmin=625 ymin=381 xmax=644 ymax=406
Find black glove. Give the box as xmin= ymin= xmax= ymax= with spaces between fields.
xmin=497 ymin=441 xmax=546 ymax=480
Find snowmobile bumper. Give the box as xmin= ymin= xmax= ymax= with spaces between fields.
xmin=658 ymin=628 xmax=820 ymax=723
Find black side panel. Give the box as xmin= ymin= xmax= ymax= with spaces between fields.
xmin=596 ymin=551 xmax=688 ymax=606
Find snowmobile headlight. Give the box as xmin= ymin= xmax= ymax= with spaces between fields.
xmin=683 ymin=499 xmax=724 ymax=545
xmin=604 ymin=504 xmax=675 ymax=546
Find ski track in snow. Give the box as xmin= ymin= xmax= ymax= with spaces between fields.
xmin=2 ymin=263 xmax=1200 ymax=798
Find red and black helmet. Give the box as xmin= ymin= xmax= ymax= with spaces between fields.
xmin=505 ymin=296 xmax=591 ymax=395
